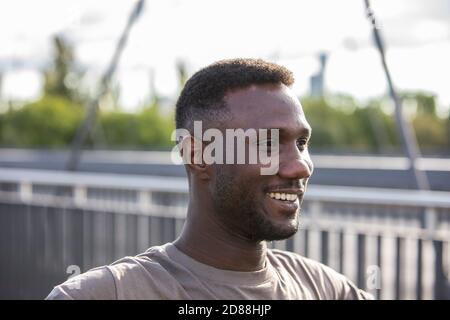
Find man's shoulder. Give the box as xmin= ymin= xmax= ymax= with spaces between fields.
xmin=46 ymin=265 xmax=117 ymax=300
xmin=268 ymin=248 xmax=374 ymax=300
xmin=46 ymin=245 xmax=172 ymax=300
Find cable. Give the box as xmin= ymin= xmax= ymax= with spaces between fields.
xmin=364 ymin=0 xmax=430 ymax=190
xmin=65 ymin=0 xmax=145 ymax=171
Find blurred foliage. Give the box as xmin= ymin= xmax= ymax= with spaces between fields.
xmin=0 ymin=37 xmax=448 ymax=153
xmin=413 ymin=115 xmax=449 ymax=152
xmin=1 ymin=91 xmax=448 ymax=153
xmin=0 ymin=35 xmax=175 ymax=150
xmin=0 ymin=95 xmax=174 ymax=149
xmin=301 ymin=95 xmax=397 ymax=153
xmin=402 ymin=91 xmax=437 ymax=116
xmin=98 ymin=103 xmax=174 ymax=149
xmin=0 ymin=95 xmax=84 ymax=147
xmin=301 ymin=93 xmax=449 ymax=154
xmin=44 ymin=36 xmax=85 ymax=103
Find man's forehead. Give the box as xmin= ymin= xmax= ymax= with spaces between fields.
xmin=223 ymin=83 xmax=306 ymax=130
xmin=225 ymin=83 xmax=299 ymax=107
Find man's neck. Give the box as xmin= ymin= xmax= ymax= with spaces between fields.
xmin=173 ymin=207 xmax=267 ymax=272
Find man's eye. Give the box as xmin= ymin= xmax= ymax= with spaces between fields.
xmin=296 ymin=139 xmax=309 ymax=151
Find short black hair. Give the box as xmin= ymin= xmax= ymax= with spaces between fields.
xmin=175 ymin=58 xmax=294 ymax=131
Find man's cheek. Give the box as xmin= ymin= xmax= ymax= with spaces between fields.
xmin=232 ymin=166 xmax=258 ymax=191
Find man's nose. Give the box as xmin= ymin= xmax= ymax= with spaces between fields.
xmin=278 ymin=148 xmax=313 ymax=180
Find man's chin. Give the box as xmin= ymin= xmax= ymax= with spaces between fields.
xmin=262 ymin=228 xmax=298 ymax=242
xmin=255 ymin=218 xmax=300 ymax=242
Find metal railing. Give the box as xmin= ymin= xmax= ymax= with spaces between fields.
xmin=0 ymin=168 xmax=449 ymax=299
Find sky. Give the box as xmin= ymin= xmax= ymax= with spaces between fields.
xmin=0 ymin=0 xmax=449 ymax=114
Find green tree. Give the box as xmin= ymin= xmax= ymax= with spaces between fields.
xmin=44 ymin=35 xmax=83 ymax=101
xmin=1 ymin=95 xmax=83 ymax=147
xmin=413 ymin=114 xmax=449 ymax=152
xmin=137 ymin=104 xmax=174 ymax=148
xmin=97 ymin=103 xmax=174 ymax=149
xmin=402 ymin=91 xmax=437 ymax=116
xmin=301 ymin=95 xmax=403 ymax=153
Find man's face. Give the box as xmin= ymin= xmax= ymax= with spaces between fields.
xmin=209 ymin=84 xmax=313 ymax=242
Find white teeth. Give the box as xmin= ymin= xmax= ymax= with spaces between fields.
xmin=267 ymin=192 xmax=298 ymax=202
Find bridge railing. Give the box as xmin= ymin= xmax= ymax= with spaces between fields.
xmin=0 ymin=168 xmax=449 ymax=299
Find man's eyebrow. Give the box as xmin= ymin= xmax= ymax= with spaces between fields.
xmin=255 ymin=125 xmax=312 ymax=139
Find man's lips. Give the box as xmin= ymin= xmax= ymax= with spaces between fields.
xmin=264 ymin=189 xmax=303 ymax=215
xmin=265 ymin=188 xmax=304 ymax=199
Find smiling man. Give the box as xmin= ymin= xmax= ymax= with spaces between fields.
xmin=47 ymin=58 xmax=372 ymax=300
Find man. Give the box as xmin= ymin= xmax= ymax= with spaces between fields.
xmin=47 ymin=58 xmax=373 ymax=300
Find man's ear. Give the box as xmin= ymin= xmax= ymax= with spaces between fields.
xmin=180 ymin=136 xmax=211 ymax=180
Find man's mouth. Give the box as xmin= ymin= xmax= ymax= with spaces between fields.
xmin=264 ymin=189 xmax=303 ymax=216
xmin=266 ymin=192 xmax=298 ymax=202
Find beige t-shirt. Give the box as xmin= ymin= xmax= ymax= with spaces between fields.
xmin=46 ymin=242 xmax=373 ymax=300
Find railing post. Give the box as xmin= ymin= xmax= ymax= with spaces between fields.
xmin=321 ymin=230 xmax=329 ymax=265
xmin=19 ymin=182 xmax=32 ymax=202
xmin=339 ymin=231 xmax=345 ymax=274
xmin=433 ymin=240 xmax=450 ymax=299
xmin=74 ymin=186 xmax=87 ymax=207
xmin=376 ymin=235 xmax=382 ymax=300
xmin=395 ymin=237 xmax=404 ymax=299
xmin=357 ymin=234 xmax=367 ymax=290
xmin=424 ymin=207 xmax=438 ymax=239
xmin=416 ymin=238 xmax=423 ymax=299
xmin=138 ymin=190 xmax=151 ymax=214
xmin=309 ymin=200 xmax=322 ymax=226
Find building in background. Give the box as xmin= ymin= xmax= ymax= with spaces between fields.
xmin=310 ymin=52 xmax=328 ymax=97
